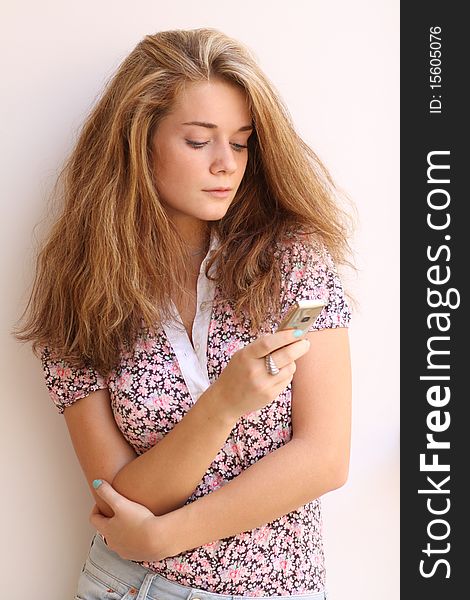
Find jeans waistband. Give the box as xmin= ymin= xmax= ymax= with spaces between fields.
xmin=83 ymin=532 xmax=328 ymax=600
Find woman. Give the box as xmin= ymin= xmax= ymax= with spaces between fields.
xmin=14 ymin=27 xmax=353 ymax=600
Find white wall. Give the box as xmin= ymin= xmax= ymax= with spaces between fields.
xmin=1 ymin=1 xmax=399 ymax=598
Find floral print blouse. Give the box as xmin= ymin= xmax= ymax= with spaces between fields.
xmin=40 ymin=230 xmax=351 ymax=596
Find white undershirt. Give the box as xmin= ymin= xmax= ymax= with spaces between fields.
xmin=161 ymin=232 xmax=219 ymax=403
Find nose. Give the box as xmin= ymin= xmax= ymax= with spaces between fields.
xmin=209 ymin=142 xmax=238 ymax=174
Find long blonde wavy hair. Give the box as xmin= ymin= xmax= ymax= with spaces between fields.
xmin=13 ymin=27 xmax=355 ymax=376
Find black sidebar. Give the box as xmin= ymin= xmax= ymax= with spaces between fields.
xmin=401 ymin=3 xmax=467 ymax=598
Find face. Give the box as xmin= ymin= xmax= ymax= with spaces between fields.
xmin=150 ymin=78 xmax=253 ymax=244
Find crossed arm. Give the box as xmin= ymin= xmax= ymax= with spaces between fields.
xmin=70 ymin=328 xmax=351 ymax=558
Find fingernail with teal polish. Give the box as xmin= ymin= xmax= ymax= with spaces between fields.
xmin=293 ymin=329 xmax=303 ymax=337
xmin=92 ymin=479 xmax=103 ymax=489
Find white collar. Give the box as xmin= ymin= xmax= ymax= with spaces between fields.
xmin=161 ymin=228 xmax=220 ymax=402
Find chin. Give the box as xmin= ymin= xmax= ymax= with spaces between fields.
xmin=198 ymin=206 xmax=231 ymax=221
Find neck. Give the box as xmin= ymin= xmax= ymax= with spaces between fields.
xmin=187 ymin=229 xmax=212 ymax=257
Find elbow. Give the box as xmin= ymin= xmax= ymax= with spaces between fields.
xmin=109 ymin=471 xmax=125 ymax=499
xmin=326 ymin=457 xmax=350 ymax=490
xmin=296 ymin=439 xmax=350 ymax=492
xmin=110 ymin=469 xmax=123 ymax=489
xmin=330 ymin=468 xmax=349 ymax=490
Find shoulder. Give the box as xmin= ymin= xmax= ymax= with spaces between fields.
xmin=40 ymin=345 xmax=108 ymax=415
xmin=275 ymin=231 xmax=335 ymax=277
xmin=275 ymin=230 xmax=352 ymax=330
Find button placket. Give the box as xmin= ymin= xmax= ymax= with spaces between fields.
xmin=191 ymin=244 xmax=217 ymax=371
xmin=162 ymin=233 xmax=219 ymax=403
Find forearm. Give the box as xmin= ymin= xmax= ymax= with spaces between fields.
xmin=159 ymin=438 xmax=344 ymax=557
xmin=112 ymin=384 xmax=237 ymax=515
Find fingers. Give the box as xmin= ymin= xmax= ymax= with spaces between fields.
xmin=89 ymin=481 xmax=118 ymax=538
xmin=251 ymin=329 xmax=308 ymax=359
xmin=276 ymin=338 xmax=310 ymax=365
xmin=89 ymin=508 xmax=109 ymax=534
xmin=267 ymin=339 xmax=310 ymax=373
xmin=91 ymin=479 xmax=123 ymax=511
xmin=89 ymin=500 xmax=111 ymax=537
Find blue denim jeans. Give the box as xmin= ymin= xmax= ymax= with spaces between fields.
xmin=75 ymin=533 xmax=328 ymax=600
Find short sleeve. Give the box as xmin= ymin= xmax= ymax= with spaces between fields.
xmin=279 ymin=235 xmax=351 ymax=331
xmin=40 ymin=346 xmax=108 ymax=414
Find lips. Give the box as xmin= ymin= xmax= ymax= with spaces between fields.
xmin=203 ymin=187 xmax=232 ymax=191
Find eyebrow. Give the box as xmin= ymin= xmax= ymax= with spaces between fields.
xmin=181 ymin=121 xmax=254 ymax=132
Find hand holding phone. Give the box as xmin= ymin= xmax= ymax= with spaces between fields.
xmin=210 ymin=299 xmax=326 ymax=421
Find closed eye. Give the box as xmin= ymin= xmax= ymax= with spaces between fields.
xmin=185 ymin=140 xmax=248 ymax=152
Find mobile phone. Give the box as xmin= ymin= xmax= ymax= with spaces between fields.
xmin=277 ymin=299 xmax=326 ymax=336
